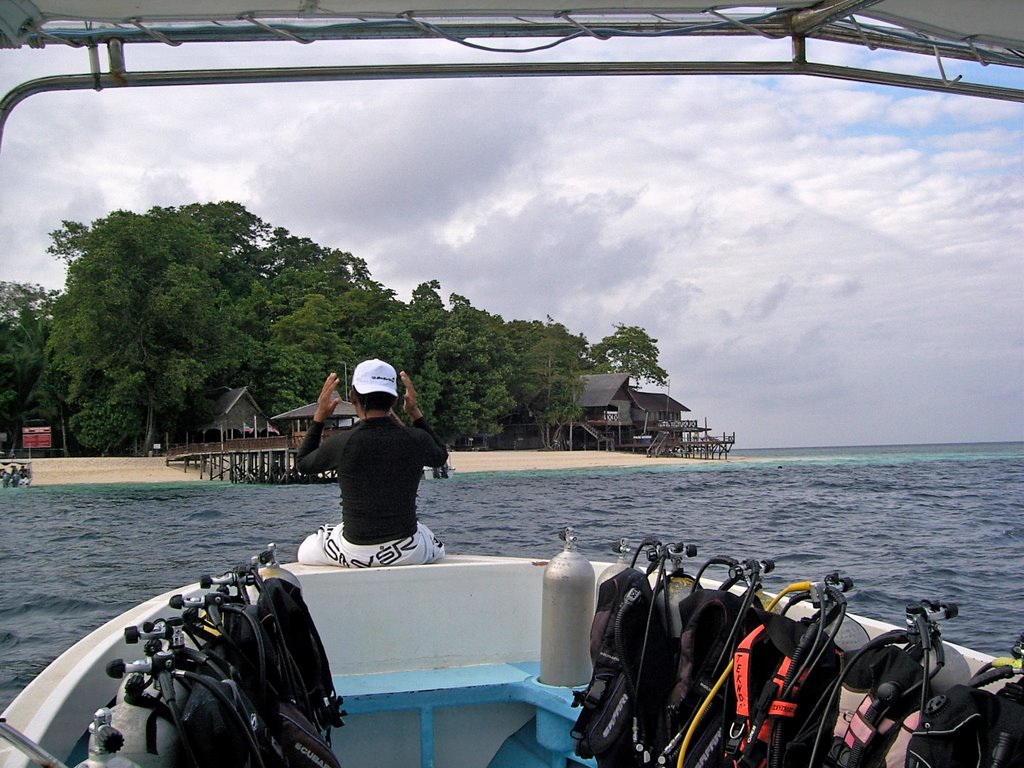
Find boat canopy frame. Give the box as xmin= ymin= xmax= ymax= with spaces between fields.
xmin=1 ymin=0 xmax=1023 ymax=152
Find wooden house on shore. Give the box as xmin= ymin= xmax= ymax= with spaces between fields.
xmin=485 ymin=373 xmax=735 ymax=458
xmin=197 ymin=387 xmax=278 ymax=442
xmin=570 ymin=373 xmax=734 ymax=459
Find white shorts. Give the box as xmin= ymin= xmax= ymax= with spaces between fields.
xmin=297 ymin=521 xmax=445 ymax=568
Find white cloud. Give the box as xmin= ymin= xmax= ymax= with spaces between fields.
xmin=0 ymin=35 xmax=1021 ymax=448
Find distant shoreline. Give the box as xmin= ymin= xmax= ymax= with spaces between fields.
xmin=20 ymin=451 xmax=748 ymax=487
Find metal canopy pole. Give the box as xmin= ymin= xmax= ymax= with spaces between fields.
xmin=2 ymin=56 xmax=1023 ymax=155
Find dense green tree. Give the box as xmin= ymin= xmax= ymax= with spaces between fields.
xmin=424 ymin=293 xmax=515 ymax=441
xmin=589 ymin=323 xmax=668 ymax=387
xmin=504 ymin=318 xmax=589 ymax=448
xmin=406 ymin=281 xmax=449 ymax=367
xmin=36 ymin=201 xmax=672 ymax=452
xmin=0 ymin=282 xmax=59 ymax=321
xmin=255 ymin=345 xmax=326 ymax=419
xmin=399 ymin=281 xmax=452 ymax=424
xmin=255 ymin=293 xmax=354 ymax=416
xmin=180 ymin=201 xmax=273 ymax=294
xmin=271 ymin=293 xmax=347 ymax=361
xmin=335 ymin=281 xmax=402 ymax=345
xmin=235 ymin=227 xmax=399 ymax=411
xmin=36 ymin=352 xmax=74 ymax=456
xmin=48 ymin=207 xmax=237 ymax=454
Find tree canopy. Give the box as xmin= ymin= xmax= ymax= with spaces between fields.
xmin=589 ymin=323 xmax=669 ymax=387
xmin=2 ymin=201 xmax=669 ymax=454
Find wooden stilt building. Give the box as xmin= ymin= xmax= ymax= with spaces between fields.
xmin=572 ymin=373 xmax=735 ymax=459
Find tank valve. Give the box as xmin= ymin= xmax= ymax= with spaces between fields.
xmin=71 ymin=708 xmax=145 ymax=767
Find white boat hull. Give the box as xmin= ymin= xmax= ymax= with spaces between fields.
xmin=0 ymin=555 xmax=997 ymax=768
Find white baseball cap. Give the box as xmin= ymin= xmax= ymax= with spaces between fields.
xmin=351 ymin=358 xmax=398 ymax=396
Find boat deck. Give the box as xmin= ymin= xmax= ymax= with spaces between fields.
xmin=336 ymin=661 xmax=593 ymax=768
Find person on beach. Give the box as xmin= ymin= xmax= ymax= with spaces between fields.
xmin=295 ymin=358 xmax=448 ymax=567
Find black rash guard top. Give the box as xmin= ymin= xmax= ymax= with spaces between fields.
xmin=296 ymin=416 xmax=448 ymax=545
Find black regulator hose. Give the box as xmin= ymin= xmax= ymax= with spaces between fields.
xmin=614 ymin=588 xmax=642 ymax=698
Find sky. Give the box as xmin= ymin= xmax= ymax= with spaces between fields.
xmin=0 ymin=29 xmax=1022 ymax=449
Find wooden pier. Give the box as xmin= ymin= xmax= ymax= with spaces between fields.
xmin=569 ymin=417 xmax=736 ymax=459
xmin=645 ymin=431 xmax=736 ymax=460
xmin=166 ymin=425 xmax=734 ymax=486
xmin=165 ymin=436 xmax=336 ymax=484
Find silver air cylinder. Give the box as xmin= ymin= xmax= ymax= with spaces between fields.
xmin=598 ymin=538 xmax=633 ymax=586
xmin=107 ymin=683 xmax=181 ymax=768
xmin=73 ymin=708 xmax=145 ymax=768
xmin=540 ymin=527 xmax=596 ymax=687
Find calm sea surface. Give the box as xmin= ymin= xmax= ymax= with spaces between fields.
xmin=1 ymin=442 xmax=1021 ymax=711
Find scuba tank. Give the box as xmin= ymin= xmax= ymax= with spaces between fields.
xmin=666 ymin=571 xmax=695 ymax=640
xmin=255 ymin=542 xmax=302 ymax=589
xmin=106 ymin=670 xmax=183 ymax=768
xmin=540 ymin=527 xmax=596 ymax=687
xmin=664 ymin=542 xmax=698 ymax=639
xmin=597 ymin=538 xmax=633 ymax=586
xmin=73 ymin=708 xmax=145 ymax=768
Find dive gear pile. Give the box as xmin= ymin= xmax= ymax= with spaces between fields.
xmin=103 ymin=545 xmax=345 ymax=768
xmin=572 ymin=538 xmax=1024 ymax=768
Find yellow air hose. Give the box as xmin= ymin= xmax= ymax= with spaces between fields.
xmin=676 ymin=581 xmax=813 ymax=768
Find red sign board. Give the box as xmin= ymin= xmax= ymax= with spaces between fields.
xmin=22 ymin=426 xmax=52 ymax=449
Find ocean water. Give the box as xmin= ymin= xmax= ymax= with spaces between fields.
xmin=1 ymin=441 xmax=1021 ymax=712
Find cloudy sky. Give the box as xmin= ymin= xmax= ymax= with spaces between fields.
xmin=1 ymin=30 xmax=1021 ymax=449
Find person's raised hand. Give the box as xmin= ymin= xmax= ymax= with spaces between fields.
xmin=400 ymin=371 xmax=422 ymax=421
xmin=314 ymin=372 xmax=340 ymax=423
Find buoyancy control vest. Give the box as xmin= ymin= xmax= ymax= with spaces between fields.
xmin=181 ymin=572 xmax=345 ymax=768
xmin=664 ymin=589 xmax=762 ymax=768
xmin=725 ymin=610 xmax=844 ymax=768
xmin=824 ymin=637 xmax=929 ymax=768
xmin=572 ymin=567 xmax=676 ymax=766
xmin=906 ymin=682 xmax=1024 ymax=768
xmin=251 ymin=575 xmax=345 ymax=735
xmin=107 ymin=553 xmax=345 ymax=768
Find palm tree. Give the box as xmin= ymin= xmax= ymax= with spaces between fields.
xmin=0 ymin=283 xmax=56 ymax=453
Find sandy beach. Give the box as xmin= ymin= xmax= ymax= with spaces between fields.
xmin=19 ymin=450 xmax=730 ymax=487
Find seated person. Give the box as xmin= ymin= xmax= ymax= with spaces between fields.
xmin=296 ymin=359 xmax=447 ymax=568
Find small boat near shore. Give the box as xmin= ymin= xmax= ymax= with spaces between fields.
xmin=0 ymin=462 xmax=30 ymax=488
